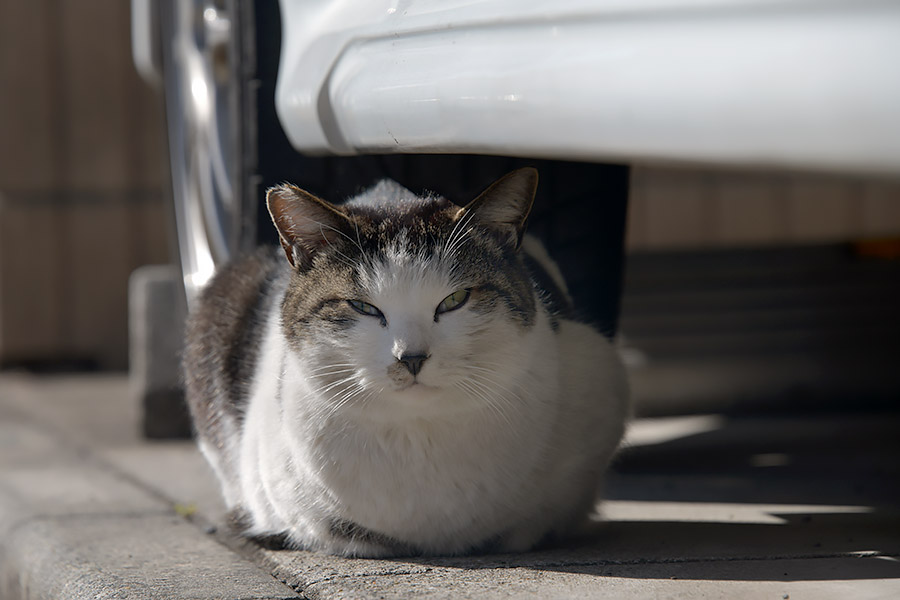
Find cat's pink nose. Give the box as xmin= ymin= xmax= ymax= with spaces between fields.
xmin=398 ymin=353 xmax=429 ymax=376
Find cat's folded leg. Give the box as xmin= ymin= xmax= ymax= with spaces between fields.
xmin=490 ymin=523 xmax=549 ymax=555
xmin=313 ymin=518 xmax=419 ymax=558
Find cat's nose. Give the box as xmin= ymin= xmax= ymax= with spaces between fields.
xmin=398 ymin=353 xmax=429 ymax=376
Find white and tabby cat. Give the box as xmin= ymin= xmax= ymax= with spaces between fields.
xmin=183 ymin=168 xmax=629 ymax=557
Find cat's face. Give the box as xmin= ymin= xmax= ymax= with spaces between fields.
xmin=268 ymin=169 xmax=539 ymax=418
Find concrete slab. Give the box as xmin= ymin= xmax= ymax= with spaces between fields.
xmin=0 ymin=374 xmax=141 ymax=447
xmin=100 ymin=443 xmax=227 ymax=526
xmin=0 ymin=417 xmax=166 ymax=526
xmin=2 ymin=513 xmax=300 ymax=600
xmin=294 ymin=556 xmax=900 ymax=600
xmin=2 ymin=372 xmax=899 ymax=600
xmin=249 ymin=513 xmax=900 ymax=598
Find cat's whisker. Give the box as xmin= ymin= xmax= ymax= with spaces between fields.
xmin=469 ymin=372 xmax=538 ymax=398
xmin=451 ymin=210 xmax=476 ymax=242
xmin=448 ymin=223 xmax=473 ymax=252
xmin=351 ymin=219 xmax=375 ymax=272
xmin=454 ymin=378 xmax=514 ymax=428
xmin=444 ymin=218 xmax=475 ymax=259
xmin=442 ymin=213 xmax=464 ymax=255
xmin=310 ymin=381 xmax=358 ymax=408
xmin=306 ymin=368 xmax=357 ymax=379
xmin=321 ymin=240 xmax=360 ymax=271
xmin=463 ymin=373 xmax=529 ymax=425
xmin=290 ymin=218 xmax=360 ymax=271
xmin=307 ymin=372 xmax=355 ymax=381
xmin=306 ymin=363 xmax=358 ymax=372
xmin=467 ymin=364 xmax=541 ymax=400
xmin=306 ymin=217 xmax=366 ymax=257
xmin=328 ymin=380 xmax=362 ymax=399
xmin=444 ymin=208 xmax=476 ymax=254
xmin=324 ymin=394 xmax=355 ymax=420
xmin=308 ymin=371 xmax=353 ymax=384
xmin=465 ymin=369 xmax=530 ymax=403
xmin=323 ymin=382 xmax=372 ymax=421
xmin=445 ymin=233 xmax=472 ymax=262
xmin=356 ymin=388 xmax=378 ymax=410
xmin=311 ymin=379 xmax=357 ymax=397
xmin=462 ymin=374 xmax=517 ymax=410
xmin=453 ymin=379 xmax=486 ymax=408
xmin=306 ymin=365 xmax=356 ymax=373
xmin=306 ymin=363 xmax=356 ymax=374
xmin=440 ymin=223 xmax=472 ymax=260
xmin=316 ymin=375 xmax=360 ymax=396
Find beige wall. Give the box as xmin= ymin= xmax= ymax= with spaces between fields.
xmin=628 ymin=166 xmax=900 ymax=250
xmin=0 ymin=1 xmax=170 ymax=369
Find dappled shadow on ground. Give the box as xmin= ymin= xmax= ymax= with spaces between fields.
xmin=388 ymin=413 xmax=900 ymax=582
xmin=607 ymin=411 xmax=900 ymax=506
xmin=395 ymin=510 xmax=900 ymax=582
xmin=547 ymin=553 xmax=900 ymax=583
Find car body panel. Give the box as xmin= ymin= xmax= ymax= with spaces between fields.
xmin=277 ymin=0 xmax=900 ymax=173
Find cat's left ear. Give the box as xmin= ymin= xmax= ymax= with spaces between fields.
xmin=266 ymin=184 xmax=351 ymax=269
xmin=458 ymin=168 xmax=538 ymax=249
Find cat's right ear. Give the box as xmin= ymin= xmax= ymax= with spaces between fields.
xmin=266 ymin=184 xmax=350 ymax=269
xmin=458 ymin=168 xmax=538 ymax=249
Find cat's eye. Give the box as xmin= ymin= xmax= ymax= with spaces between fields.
xmin=435 ymin=289 xmax=471 ymax=315
xmin=347 ymin=299 xmax=384 ymax=319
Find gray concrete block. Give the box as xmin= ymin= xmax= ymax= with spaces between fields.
xmin=129 ymin=265 xmax=192 ymax=438
xmin=1 ymin=514 xmax=299 ymax=600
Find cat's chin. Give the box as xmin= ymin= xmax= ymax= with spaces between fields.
xmin=389 ymin=380 xmax=441 ymax=399
xmin=358 ymin=381 xmax=478 ymax=421
xmin=393 ymin=380 xmax=431 ymax=392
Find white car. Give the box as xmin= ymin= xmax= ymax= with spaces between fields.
xmin=131 ymin=0 xmax=900 ymax=436
xmin=133 ymin=0 xmax=900 ymax=298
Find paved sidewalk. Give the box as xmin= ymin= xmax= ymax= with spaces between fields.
xmin=1 ymin=373 xmax=898 ymax=599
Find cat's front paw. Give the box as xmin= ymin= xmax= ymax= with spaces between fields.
xmin=315 ymin=518 xmax=419 ymax=558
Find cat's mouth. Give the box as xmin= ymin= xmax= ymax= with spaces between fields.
xmin=394 ymin=379 xmax=434 ymax=393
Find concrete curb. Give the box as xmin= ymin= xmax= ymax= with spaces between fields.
xmin=0 ymin=382 xmax=300 ymax=600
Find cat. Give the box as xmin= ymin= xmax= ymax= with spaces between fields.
xmin=183 ymin=168 xmax=629 ymax=557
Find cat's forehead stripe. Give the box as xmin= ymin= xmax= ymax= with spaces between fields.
xmin=349 ymin=217 xmax=537 ymax=329
xmin=361 ymin=244 xmax=458 ymax=299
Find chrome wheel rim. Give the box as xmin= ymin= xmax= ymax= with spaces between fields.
xmin=163 ymin=0 xmax=242 ymax=303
